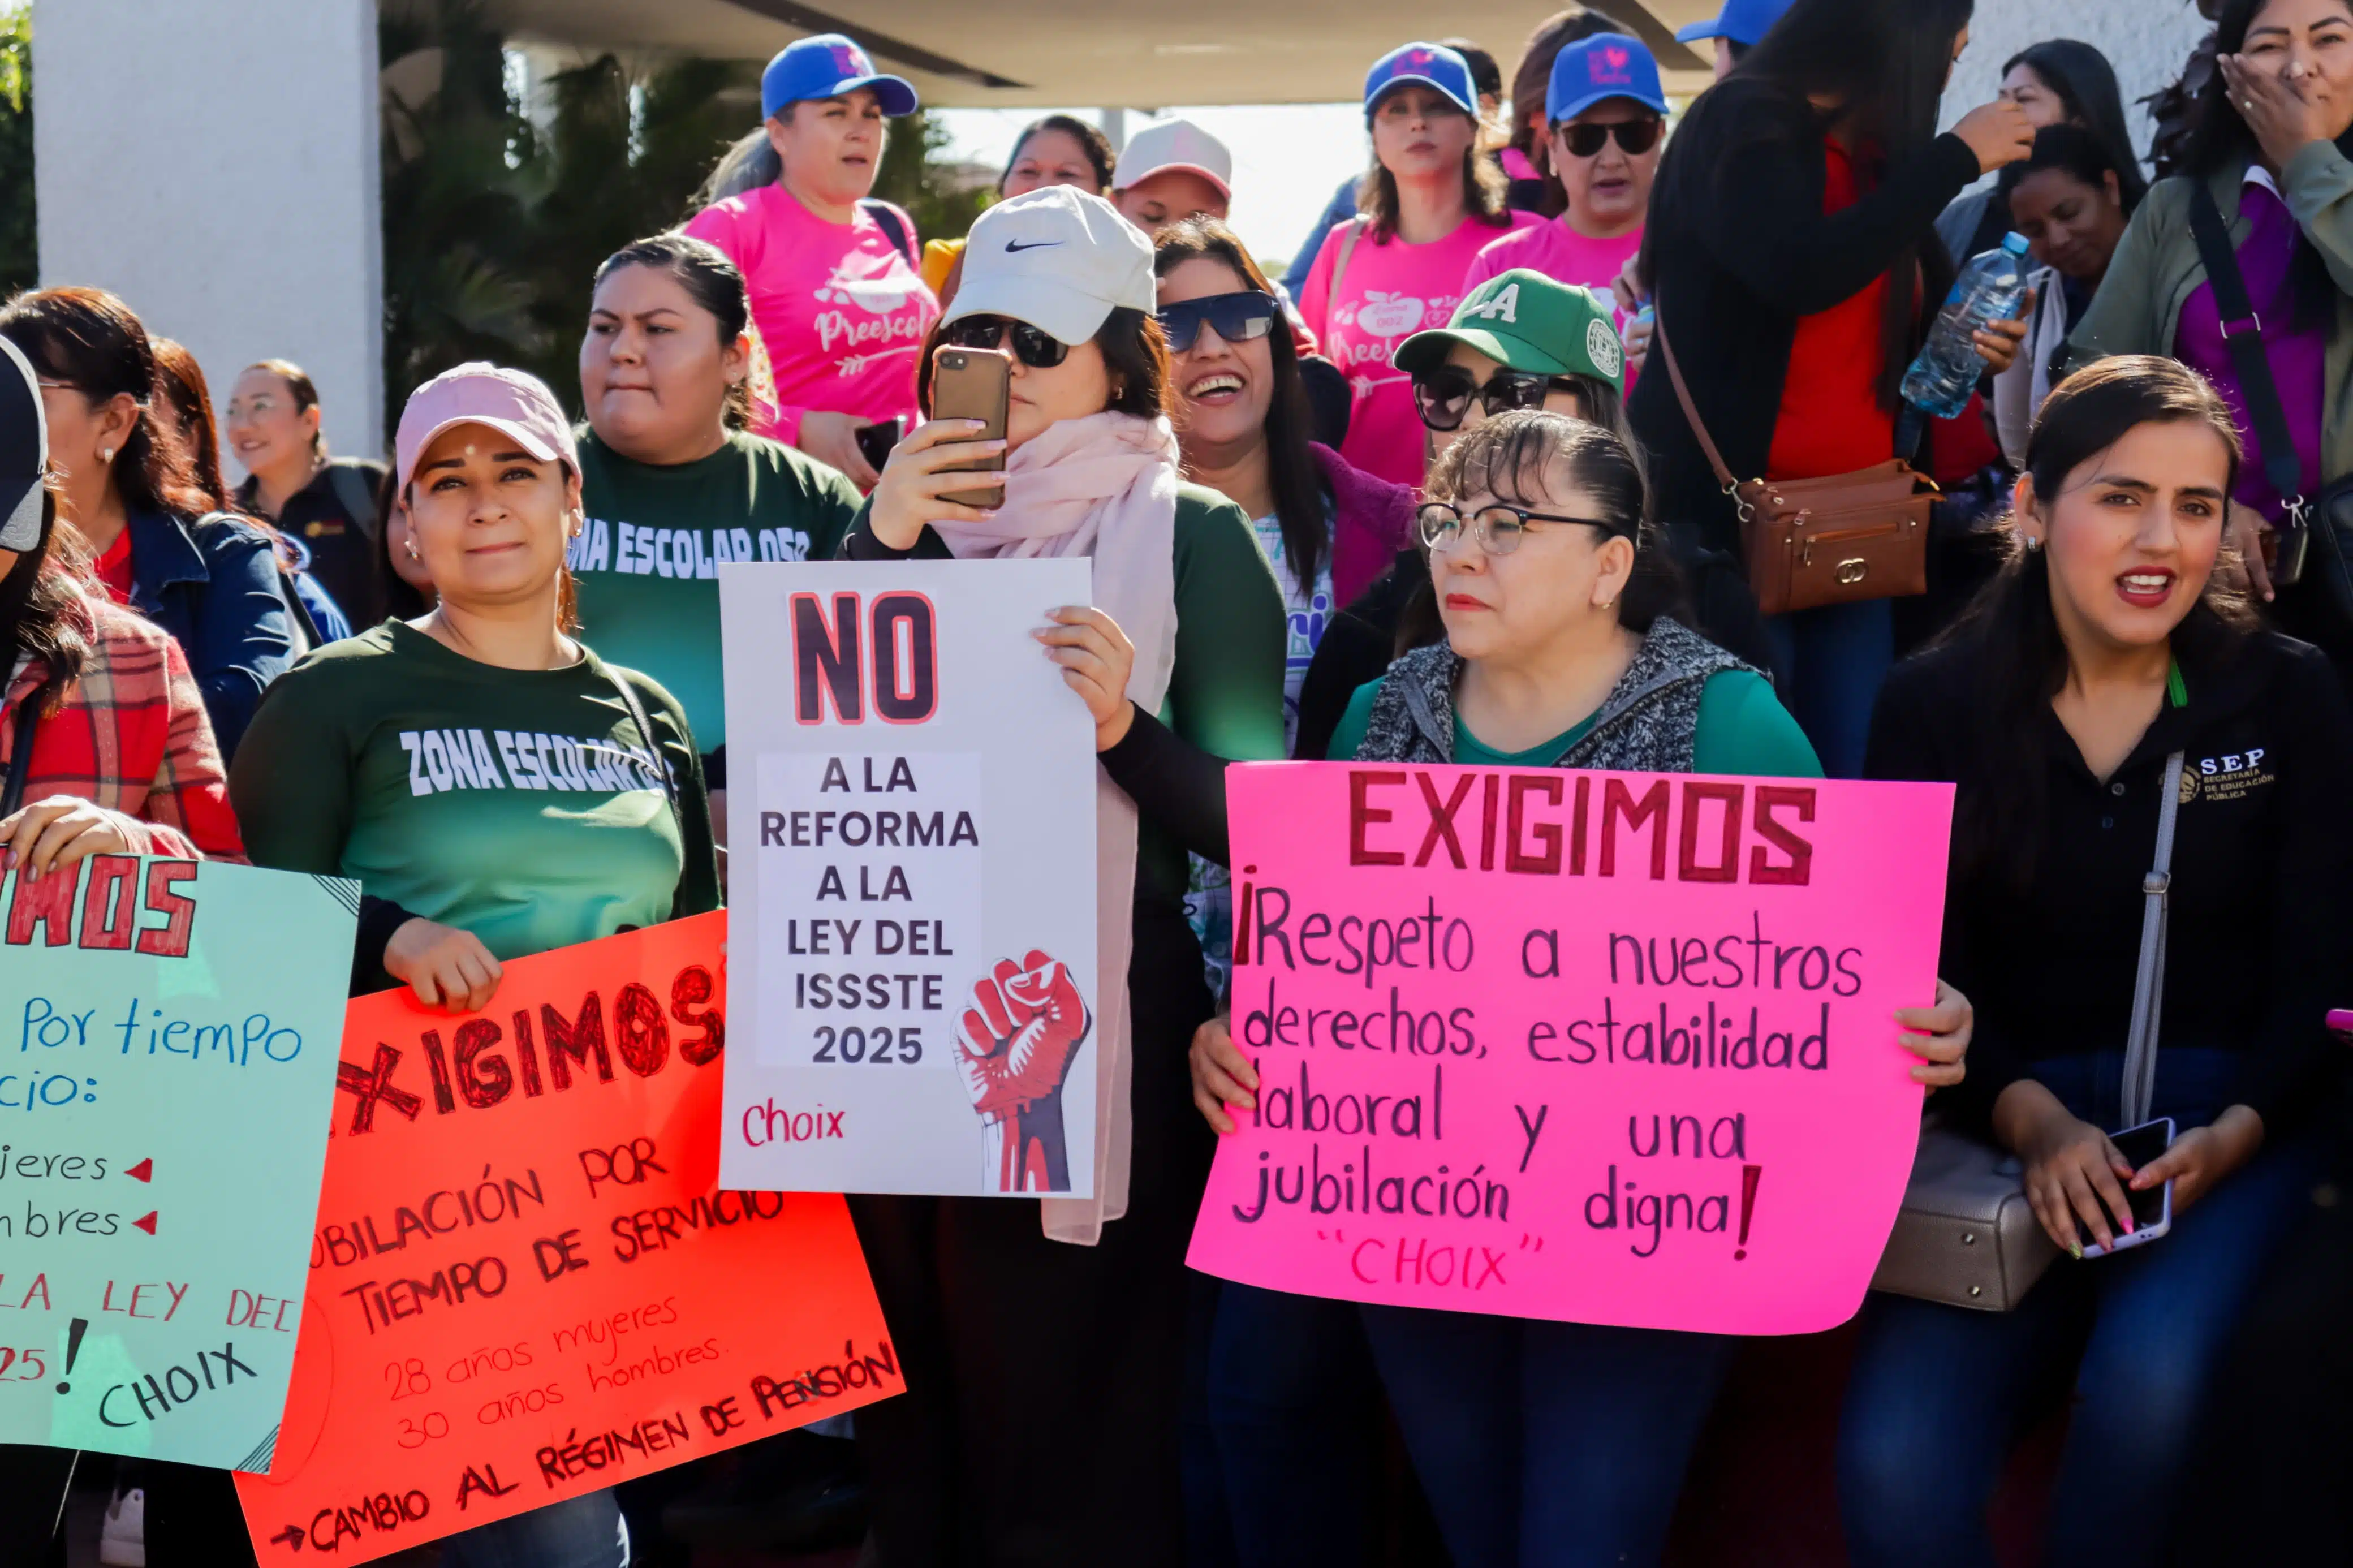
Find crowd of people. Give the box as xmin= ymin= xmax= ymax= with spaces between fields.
xmin=5 ymin=0 xmax=2353 ymax=1563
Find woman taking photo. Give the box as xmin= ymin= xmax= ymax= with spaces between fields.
xmin=1991 ymin=124 xmax=2141 ymax=462
xmin=1191 ymin=410 xmax=1970 ymax=1568
xmin=844 ymin=184 xmax=1286 ymax=1564
xmin=230 ymin=363 xmax=719 ymax=1568
xmin=1938 ymin=39 xmax=2151 ymax=267
xmin=1297 ymin=41 xmax=1541 ymax=489
xmin=2065 ymin=0 xmax=2353 ymax=647
xmin=225 ymin=357 xmax=387 ymax=626
xmin=688 ymin=32 xmax=940 ymax=488
xmin=573 ymin=232 xmax=863 ymax=809
xmin=0 ymin=287 xmax=294 ymax=759
xmin=1839 ymin=356 xmax=2350 ymax=1568
xmin=1627 ymin=0 xmax=2036 ymax=778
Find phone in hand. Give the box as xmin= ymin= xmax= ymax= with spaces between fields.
xmin=2080 ymin=1116 xmax=2174 ymax=1258
xmin=855 ymin=416 xmax=903 ymax=474
xmin=929 ymin=346 xmax=1010 ymax=510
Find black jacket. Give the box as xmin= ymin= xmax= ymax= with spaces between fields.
xmin=1867 ymin=629 xmax=2353 ymax=1137
xmin=1627 ymin=79 xmax=1980 ymax=556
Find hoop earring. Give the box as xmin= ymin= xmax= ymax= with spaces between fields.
xmin=404 ymin=538 xmax=421 ymax=562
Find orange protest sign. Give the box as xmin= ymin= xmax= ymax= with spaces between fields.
xmin=235 ymin=912 xmax=900 ymax=1562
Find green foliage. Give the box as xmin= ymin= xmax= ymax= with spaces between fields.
xmin=872 ymin=112 xmax=989 ymax=252
xmin=0 ymin=5 xmax=33 ymax=299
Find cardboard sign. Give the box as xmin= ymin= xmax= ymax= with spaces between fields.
xmin=235 ymin=914 xmax=900 ymax=1563
xmin=718 ymin=559 xmax=1100 ymax=1197
xmin=0 ymin=857 xmax=352 ymax=1467
xmin=1186 ymin=764 xmax=1954 ymax=1336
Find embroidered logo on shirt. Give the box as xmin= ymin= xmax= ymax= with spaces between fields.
xmin=2186 ymin=747 xmax=2273 ymax=803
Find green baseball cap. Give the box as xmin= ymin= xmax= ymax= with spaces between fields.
xmin=1395 ymin=268 xmax=1626 ymax=391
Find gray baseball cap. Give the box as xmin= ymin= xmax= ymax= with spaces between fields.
xmin=0 ymin=335 xmax=45 ymax=553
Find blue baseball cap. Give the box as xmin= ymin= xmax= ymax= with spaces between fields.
xmin=1548 ymin=35 xmax=1669 ymax=123
xmin=760 ymin=33 xmax=917 ymax=120
xmin=1363 ymin=42 xmax=1480 ymax=121
xmin=1675 ymin=0 xmax=1796 ymax=47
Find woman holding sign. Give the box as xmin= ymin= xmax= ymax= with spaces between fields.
xmin=1839 ymin=357 xmax=2353 ymax=1567
xmin=1191 ymin=410 xmax=1973 ymax=1568
xmin=846 ymin=183 xmax=1286 ymax=1563
xmin=229 ymin=362 xmax=719 ymax=1567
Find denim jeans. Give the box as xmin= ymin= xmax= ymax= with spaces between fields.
xmin=1206 ymin=1282 xmax=1380 ymax=1568
xmin=1838 ymin=1049 xmax=2321 ymax=1568
xmin=1761 ymin=597 xmax=1894 ymax=779
xmin=1359 ymin=1306 xmax=1734 ymax=1568
xmin=439 ymin=1490 xmax=629 ymax=1568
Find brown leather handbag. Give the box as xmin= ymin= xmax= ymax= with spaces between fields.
xmin=1654 ymin=312 xmax=1933 ymax=617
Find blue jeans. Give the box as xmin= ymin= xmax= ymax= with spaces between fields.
xmin=1206 ymin=1283 xmax=1378 ymax=1568
xmin=1359 ymin=1306 xmax=1734 ymax=1568
xmin=1838 ymin=1049 xmax=2321 ymax=1568
xmin=1761 ymin=597 xmax=1893 ymax=779
xmin=440 ymin=1491 xmax=629 ymax=1568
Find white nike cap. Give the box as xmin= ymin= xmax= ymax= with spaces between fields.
xmin=945 ymin=186 xmax=1158 ymax=347
xmin=1111 ymin=118 xmax=1233 ymax=200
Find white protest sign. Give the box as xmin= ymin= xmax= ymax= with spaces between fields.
xmin=719 ymin=558 xmax=1099 ymax=1196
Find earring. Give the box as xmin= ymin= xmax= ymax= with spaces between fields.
xmin=404 ymin=538 xmax=421 ymax=562
xmin=2024 ymin=533 xmax=2042 ymax=553
xmin=97 ymin=447 xmax=114 ymax=463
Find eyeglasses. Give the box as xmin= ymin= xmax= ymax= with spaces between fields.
xmin=1416 ymin=499 xmax=1624 ymax=555
xmin=1558 ymin=117 xmax=1664 ymax=158
xmin=943 ymin=315 xmax=1070 ymax=368
xmin=1156 ymin=291 xmax=1279 ymax=353
xmin=1412 ymin=366 xmax=1588 ymax=430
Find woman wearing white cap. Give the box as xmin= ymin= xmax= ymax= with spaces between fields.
xmin=1112 ymin=118 xmax=1235 ymax=238
xmin=849 ymin=183 xmax=1287 ymax=1563
xmin=230 ymin=363 xmax=720 ymax=1568
xmin=687 ymin=33 xmax=941 ymax=490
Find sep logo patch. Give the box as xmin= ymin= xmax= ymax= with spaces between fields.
xmin=2186 ymin=748 xmax=2273 ymax=803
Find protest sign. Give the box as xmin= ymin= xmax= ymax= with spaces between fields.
xmin=1187 ymin=764 xmax=1954 ymax=1336
xmin=717 ymin=559 xmax=1100 ymax=1197
xmin=235 ymin=913 xmax=900 ymax=1563
xmin=0 ymin=856 xmax=352 ymax=1467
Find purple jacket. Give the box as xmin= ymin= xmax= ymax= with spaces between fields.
xmin=1313 ymin=442 xmax=1416 ymax=608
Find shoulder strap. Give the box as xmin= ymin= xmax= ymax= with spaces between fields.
xmin=2187 ymin=184 xmax=2304 ymax=511
xmin=326 ymin=462 xmax=380 ymax=543
xmin=1330 ymin=217 xmax=1369 ymax=307
xmin=860 ymin=200 xmax=916 ymax=265
xmin=2120 ymin=749 xmax=2186 ymax=1127
xmin=606 ymin=670 xmax=684 ymax=836
xmin=2 ymin=696 xmax=40 ymax=818
xmin=1652 ymin=309 xmax=1740 ymax=490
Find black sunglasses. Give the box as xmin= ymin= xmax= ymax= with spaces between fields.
xmin=1411 ymin=366 xmax=1589 ymax=431
xmin=1156 ymin=291 xmax=1279 ymax=353
xmin=1558 ymin=117 xmax=1664 ymax=157
xmin=943 ymin=315 xmax=1070 ymax=368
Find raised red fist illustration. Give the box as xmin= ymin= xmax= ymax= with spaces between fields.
xmin=955 ymin=950 xmax=1091 ymax=1192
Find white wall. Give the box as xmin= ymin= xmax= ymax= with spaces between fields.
xmin=33 ymin=0 xmax=383 ymax=464
xmin=1940 ymin=0 xmax=2213 ymax=161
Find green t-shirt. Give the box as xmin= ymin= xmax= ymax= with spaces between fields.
xmin=1326 ymin=666 xmax=1824 ymax=777
xmin=570 ymin=428 xmax=861 ymax=752
xmin=229 ymin=622 xmax=721 ymax=984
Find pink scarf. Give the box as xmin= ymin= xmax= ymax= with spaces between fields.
xmin=935 ymin=411 xmax=1180 ymax=1245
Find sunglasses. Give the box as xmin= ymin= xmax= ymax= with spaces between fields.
xmin=943 ymin=315 xmax=1070 ymax=368
xmin=1416 ymin=500 xmax=1626 ymax=555
xmin=1558 ymin=117 xmax=1664 ymax=157
xmin=1156 ymin=291 xmax=1279 ymax=353
xmin=1412 ymin=366 xmax=1589 ymax=431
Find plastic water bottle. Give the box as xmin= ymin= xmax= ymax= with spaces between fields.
xmin=1900 ymin=231 xmax=2033 ymax=419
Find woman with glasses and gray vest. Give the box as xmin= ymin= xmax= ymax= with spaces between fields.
xmin=1190 ymin=408 xmax=1974 ymax=1567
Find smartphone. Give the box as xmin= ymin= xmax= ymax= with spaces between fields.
xmin=929 ymin=346 xmax=1010 ymax=509
xmin=854 ymin=416 xmax=903 ymax=474
xmin=2080 ymin=1117 xmax=2174 ymax=1258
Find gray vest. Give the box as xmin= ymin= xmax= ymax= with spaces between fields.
xmin=1353 ymin=617 xmax=1753 ymax=772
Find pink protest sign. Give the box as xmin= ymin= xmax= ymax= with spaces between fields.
xmin=1186 ymin=763 xmax=1954 ymax=1336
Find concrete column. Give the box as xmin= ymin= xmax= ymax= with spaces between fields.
xmin=33 ymin=0 xmax=383 ymax=462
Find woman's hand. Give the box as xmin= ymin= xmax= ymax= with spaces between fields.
xmin=2221 ymin=51 xmax=2341 ymax=171
xmin=2225 ymin=498 xmax=2277 ymax=603
xmin=0 ymin=795 xmax=135 ymax=881
xmin=1951 ymin=97 xmax=2037 ymax=175
xmin=384 ymin=917 xmax=503 ymax=1013
xmin=2132 ymin=1104 xmax=2265 ymax=1215
xmin=1037 ymin=606 xmax=1137 ymax=750
xmin=867 ymin=419 xmax=1005 ymax=550
xmin=1189 ymin=1014 xmax=1261 ymax=1135
xmin=1893 ymin=978 xmax=1971 ymax=1088
xmin=797 ymin=410 xmax=882 ymax=490
xmin=1996 ymin=1080 xmax=2136 ymax=1255
xmin=1971 ymin=287 xmax=2035 ymax=375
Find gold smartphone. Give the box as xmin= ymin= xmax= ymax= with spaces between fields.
xmin=929 ymin=346 xmax=1010 ymax=510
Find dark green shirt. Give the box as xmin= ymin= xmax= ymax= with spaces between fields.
xmin=229 ymin=622 xmax=721 ymax=984
xmin=571 ymin=428 xmax=861 ymax=751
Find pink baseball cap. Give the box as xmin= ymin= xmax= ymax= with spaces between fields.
xmin=393 ymin=361 xmax=577 ymax=493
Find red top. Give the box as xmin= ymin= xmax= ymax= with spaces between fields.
xmin=1767 ymin=140 xmax=1896 ymax=480
xmin=94 ymin=527 xmax=135 ymax=605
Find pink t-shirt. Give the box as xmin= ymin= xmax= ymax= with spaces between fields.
xmin=1463 ymin=217 xmax=1644 ymax=313
xmin=1299 ymin=209 xmax=1544 ymax=489
xmin=684 ymin=184 xmax=941 ymax=448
